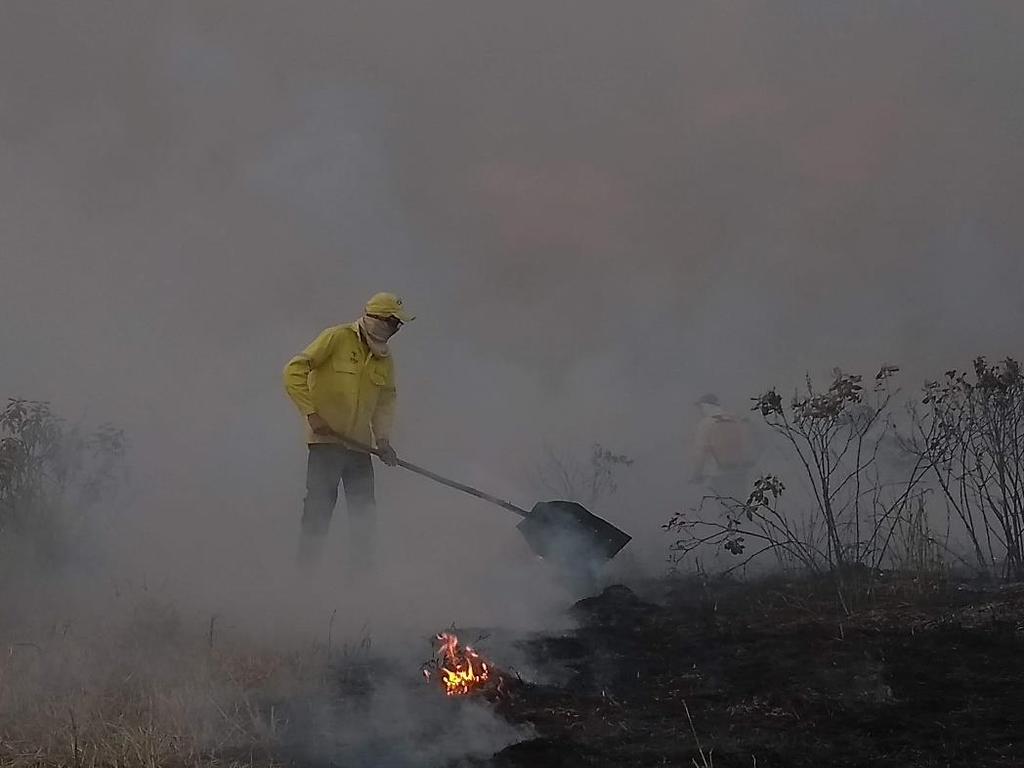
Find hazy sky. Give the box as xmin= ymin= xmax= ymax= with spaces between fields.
xmin=2 ymin=2 xmax=1022 ymax=634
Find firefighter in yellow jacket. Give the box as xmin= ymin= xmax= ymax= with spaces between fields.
xmin=283 ymin=292 xmax=414 ymax=567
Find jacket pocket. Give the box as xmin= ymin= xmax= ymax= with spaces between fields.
xmin=331 ymin=358 xmax=361 ymax=375
xmin=369 ymin=367 xmax=391 ymax=387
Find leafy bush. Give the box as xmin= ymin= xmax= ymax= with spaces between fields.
xmin=0 ymin=398 xmax=124 ymax=564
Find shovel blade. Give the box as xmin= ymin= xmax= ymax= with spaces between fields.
xmin=516 ymin=500 xmax=631 ymax=563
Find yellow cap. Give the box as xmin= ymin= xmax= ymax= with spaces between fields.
xmin=365 ymin=292 xmax=415 ymax=323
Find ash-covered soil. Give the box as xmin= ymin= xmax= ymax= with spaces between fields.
xmin=478 ymin=576 xmax=1024 ymax=768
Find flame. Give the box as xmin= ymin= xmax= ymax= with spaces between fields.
xmin=425 ymin=632 xmax=492 ymax=696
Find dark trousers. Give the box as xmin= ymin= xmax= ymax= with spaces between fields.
xmin=298 ymin=444 xmax=376 ymax=569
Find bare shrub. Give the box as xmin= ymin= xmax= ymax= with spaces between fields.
xmin=888 ymin=492 xmax=946 ymax=576
xmin=534 ymin=442 xmax=633 ymax=509
xmin=904 ymin=357 xmax=1024 ymax=580
xmin=667 ymin=367 xmax=933 ymax=592
xmin=666 ymin=474 xmax=807 ymax=574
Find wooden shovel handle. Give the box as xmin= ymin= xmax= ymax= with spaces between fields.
xmin=334 ymin=434 xmax=530 ymax=518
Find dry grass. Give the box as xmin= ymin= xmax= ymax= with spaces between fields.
xmin=0 ymin=597 xmax=336 ymax=768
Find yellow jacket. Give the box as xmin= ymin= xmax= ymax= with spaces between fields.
xmin=282 ymin=323 xmax=397 ymax=446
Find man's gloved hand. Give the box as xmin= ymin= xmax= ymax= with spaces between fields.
xmin=376 ymin=439 xmax=399 ymax=467
xmin=307 ymin=412 xmax=335 ymax=437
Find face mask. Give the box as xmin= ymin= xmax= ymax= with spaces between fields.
xmin=362 ymin=315 xmax=397 ymax=340
xmin=358 ymin=315 xmax=395 ymax=357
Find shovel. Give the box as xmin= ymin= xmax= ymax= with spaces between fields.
xmin=337 ymin=437 xmax=632 ymax=564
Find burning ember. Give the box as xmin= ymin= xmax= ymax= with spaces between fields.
xmin=423 ymin=631 xmax=494 ymax=697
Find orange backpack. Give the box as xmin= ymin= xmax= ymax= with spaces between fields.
xmin=707 ymin=415 xmax=756 ymax=470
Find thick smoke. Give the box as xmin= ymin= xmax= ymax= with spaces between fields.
xmin=1 ymin=1 xmax=1023 ymax=760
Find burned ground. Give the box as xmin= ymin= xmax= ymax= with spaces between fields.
xmin=475 ymin=577 xmax=1024 ymax=768
xmin=4 ymin=575 xmax=1023 ymax=767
